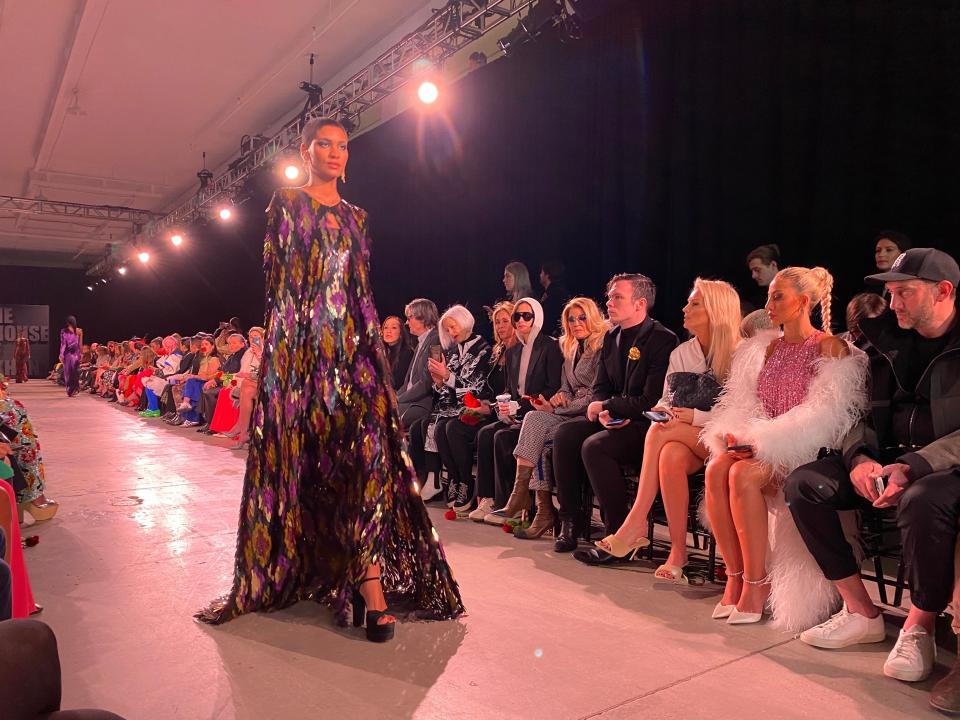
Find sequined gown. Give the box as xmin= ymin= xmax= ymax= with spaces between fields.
xmin=198 ymin=188 xmax=464 ymax=625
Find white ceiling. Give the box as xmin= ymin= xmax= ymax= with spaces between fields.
xmin=0 ymin=0 xmax=436 ymax=268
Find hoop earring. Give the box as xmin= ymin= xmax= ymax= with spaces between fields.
xmin=340 ymin=171 xmax=347 ymax=184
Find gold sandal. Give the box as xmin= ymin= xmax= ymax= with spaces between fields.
xmin=594 ymin=534 xmax=650 ymax=559
xmin=654 ymin=564 xmax=689 ymax=585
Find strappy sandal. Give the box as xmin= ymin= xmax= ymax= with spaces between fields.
xmin=352 ymin=576 xmax=396 ymax=643
xmin=654 ymin=563 xmax=689 ymax=585
xmin=594 ymin=534 xmax=650 ymax=560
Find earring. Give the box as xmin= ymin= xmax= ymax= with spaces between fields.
xmin=340 ymin=170 xmax=347 ymax=184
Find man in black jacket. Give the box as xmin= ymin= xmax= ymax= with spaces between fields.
xmin=397 ymin=298 xmax=440 ymax=428
xmin=197 ymin=333 xmax=246 ymax=434
xmin=784 ymin=248 xmax=960 ymax=697
xmin=551 ymin=273 xmax=678 ymax=558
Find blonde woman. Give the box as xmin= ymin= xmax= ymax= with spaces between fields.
xmin=593 ymin=279 xmax=741 ymax=580
xmin=491 ymin=297 xmax=609 ymax=536
xmin=702 ymin=266 xmax=866 ymax=629
xmin=502 ymin=261 xmax=534 ymax=303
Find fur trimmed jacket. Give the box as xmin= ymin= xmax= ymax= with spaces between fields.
xmin=701 ymin=330 xmax=868 ymax=632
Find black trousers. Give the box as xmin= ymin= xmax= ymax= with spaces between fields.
xmin=200 ymin=386 xmax=220 ymax=424
xmin=475 ymin=421 xmax=520 ymax=507
xmin=552 ymin=417 xmax=648 ymax=534
xmin=0 ymin=529 xmax=10 ymax=621
xmin=786 ymin=456 xmax=960 ymax=613
xmin=436 ymin=416 xmax=486 ymax=491
xmin=408 ymin=415 xmax=443 ymax=481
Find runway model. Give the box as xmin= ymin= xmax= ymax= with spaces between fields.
xmin=59 ymin=317 xmax=81 ymax=397
xmin=197 ymin=117 xmax=464 ymax=641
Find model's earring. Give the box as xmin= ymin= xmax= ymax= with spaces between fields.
xmin=340 ymin=170 xmax=347 ymax=184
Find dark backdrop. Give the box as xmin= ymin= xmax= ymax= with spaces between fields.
xmin=6 ymin=0 xmax=960 ymax=364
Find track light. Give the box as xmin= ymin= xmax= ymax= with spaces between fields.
xmin=218 ymin=206 xmax=233 ymax=221
xmin=137 ymin=251 xmax=150 ymax=263
xmin=170 ymin=233 xmax=184 ymax=247
xmin=86 ymin=285 xmax=94 ymax=291
xmin=417 ymin=81 xmax=439 ymax=105
xmin=117 ymin=266 xmax=128 ymax=275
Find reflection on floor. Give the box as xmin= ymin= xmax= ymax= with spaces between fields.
xmin=12 ymin=382 xmax=945 ymax=719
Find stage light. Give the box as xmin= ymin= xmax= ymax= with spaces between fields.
xmin=117 ymin=266 xmax=128 ymax=275
xmin=418 ymin=81 xmax=439 ymax=105
xmin=284 ymin=164 xmax=300 ymax=180
xmin=170 ymin=233 xmax=184 ymax=247
xmin=218 ymin=206 xmax=233 ymax=221
xmin=86 ymin=285 xmax=94 ymax=292
xmin=137 ymin=251 xmax=150 ymax=263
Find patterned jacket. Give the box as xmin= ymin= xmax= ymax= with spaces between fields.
xmin=433 ymin=335 xmax=492 ymax=418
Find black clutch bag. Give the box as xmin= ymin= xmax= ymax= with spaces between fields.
xmin=667 ymin=371 xmax=721 ymax=412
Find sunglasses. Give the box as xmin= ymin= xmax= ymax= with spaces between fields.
xmin=567 ymin=314 xmax=587 ymax=324
xmin=512 ymin=311 xmax=535 ymax=323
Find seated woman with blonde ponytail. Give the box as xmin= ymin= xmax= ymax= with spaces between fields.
xmin=701 ymin=266 xmax=867 ymax=630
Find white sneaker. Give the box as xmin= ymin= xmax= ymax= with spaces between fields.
xmin=884 ymin=625 xmax=936 ymax=682
xmin=799 ymin=604 xmax=887 ymax=649
xmin=483 ymin=508 xmax=521 ymax=526
xmin=468 ymin=498 xmax=495 ymax=522
xmin=419 ymin=472 xmax=443 ymax=502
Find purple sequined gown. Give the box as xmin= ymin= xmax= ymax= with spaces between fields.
xmin=198 ymin=188 xmax=464 ymax=625
xmin=59 ymin=328 xmax=81 ymax=397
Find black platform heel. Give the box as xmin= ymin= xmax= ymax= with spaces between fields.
xmin=352 ymin=576 xmax=396 ymax=643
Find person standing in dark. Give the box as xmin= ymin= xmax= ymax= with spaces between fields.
xmin=58 ymin=316 xmax=81 ymax=397
xmin=539 ymin=259 xmax=571 ymax=337
xmin=13 ymin=334 xmax=30 ymax=383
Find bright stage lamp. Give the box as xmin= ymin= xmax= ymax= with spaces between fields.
xmin=86 ymin=285 xmax=94 ymax=291
xmin=218 ymin=207 xmax=233 ymax=221
xmin=417 ymin=81 xmax=439 ymax=105
xmin=284 ymin=164 xmax=300 ymax=180
xmin=170 ymin=233 xmax=184 ymax=246
xmin=137 ymin=251 xmax=150 ymax=263
xmin=117 ymin=266 xmax=128 ymax=276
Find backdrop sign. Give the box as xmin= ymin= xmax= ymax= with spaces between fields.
xmin=0 ymin=305 xmax=50 ymax=379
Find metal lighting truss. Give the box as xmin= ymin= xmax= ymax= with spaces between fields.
xmin=0 ymin=194 xmax=158 ymax=225
xmin=140 ymin=0 xmax=539 ymax=241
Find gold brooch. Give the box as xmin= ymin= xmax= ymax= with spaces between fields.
xmin=628 ymin=347 xmax=641 ymax=362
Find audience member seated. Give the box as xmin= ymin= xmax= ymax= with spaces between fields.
xmin=839 ymin=292 xmax=887 ymax=350
xmin=590 ymin=279 xmax=741 ymax=579
xmin=210 ymin=328 xmax=264 ymax=441
xmin=0 ymin=619 xmax=127 ymax=720
xmin=381 ymin=315 xmax=414 ymax=391
xmin=477 ymin=297 xmax=564 ymax=523
xmin=744 ymin=244 xmax=781 ymax=313
xmin=119 ymin=346 xmax=156 ymax=407
xmin=701 ymin=266 xmax=865 ymax=628
xmin=161 ymin=336 xmax=200 ymax=418
xmin=784 ymin=248 xmax=960 ymax=697
xmin=0 ymin=377 xmax=57 ymax=523
xmin=214 ymin=317 xmax=243 ymax=356
xmin=396 ymin=299 xmax=440 ymax=428
xmin=872 ymin=230 xmax=912 ymax=273
xmin=171 ymin=336 xmax=220 ymax=427
xmin=505 ymin=297 xmax=607 ymax=537
xmin=0 ymin=454 xmax=37 ymax=617
xmin=483 ymin=301 xmax=518 ymax=398
xmin=538 ymin=259 xmax=571 ymax=337
xmin=551 ymin=274 xmax=677 ymax=554
xmin=140 ymin=336 xmax=183 ymax=417
xmin=740 ymin=308 xmax=773 ymax=338
xmin=408 ymin=305 xmax=492 ymax=512
xmin=502 ymin=261 xmax=534 ymax=303
xmin=197 ymin=333 xmax=246 ymax=434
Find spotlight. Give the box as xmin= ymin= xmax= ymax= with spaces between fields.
xmin=170 ymin=233 xmax=184 ymax=247
xmin=137 ymin=251 xmax=150 ymax=263
xmin=284 ymin=164 xmax=300 ymax=180
xmin=86 ymin=285 xmax=94 ymax=292
xmin=118 ymin=266 xmax=128 ymax=275
xmin=218 ymin=206 xmax=233 ymax=221
xmin=418 ymin=81 xmax=439 ymax=105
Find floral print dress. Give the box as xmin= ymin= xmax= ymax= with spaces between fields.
xmin=197 ymin=189 xmax=464 ymax=625
xmin=0 ymin=396 xmax=46 ymax=504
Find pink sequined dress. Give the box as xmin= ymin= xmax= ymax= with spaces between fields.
xmin=757 ymin=331 xmax=824 ymax=419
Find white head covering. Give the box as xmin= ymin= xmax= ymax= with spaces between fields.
xmin=514 ymin=297 xmax=544 ymax=396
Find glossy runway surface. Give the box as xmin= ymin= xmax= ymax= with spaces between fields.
xmin=12 ymin=382 xmax=945 ymax=719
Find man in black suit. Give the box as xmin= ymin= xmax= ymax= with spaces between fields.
xmin=551 ymin=273 xmax=678 ymax=558
xmin=397 ymin=298 xmax=440 ymax=428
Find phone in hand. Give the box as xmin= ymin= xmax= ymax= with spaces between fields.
xmin=643 ymin=410 xmax=672 ymax=423
xmin=726 ymin=444 xmax=754 ymax=453
xmin=429 ymin=345 xmax=443 ymax=362
xmin=873 ymin=475 xmax=888 ymax=496
xmin=522 ymin=395 xmax=545 ymax=405
xmin=605 ymin=417 xmax=628 ymax=427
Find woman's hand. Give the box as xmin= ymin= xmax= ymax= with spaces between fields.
xmin=724 ymin=433 xmax=754 ymax=460
xmin=670 ymin=407 xmax=694 ymax=425
xmin=427 ymin=357 xmax=450 ymax=382
xmin=476 ymin=400 xmax=493 ymax=416
xmin=535 ymin=395 xmax=556 ymax=414
xmin=549 ymin=391 xmax=569 ymax=408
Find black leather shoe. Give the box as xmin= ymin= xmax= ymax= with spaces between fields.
xmin=196 ymin=425 xmax=210 ymax=433
xmin=553 ymin=519 xmax=579 ymax=553
xmin=573 ymin=547 xmax=636 ymax=566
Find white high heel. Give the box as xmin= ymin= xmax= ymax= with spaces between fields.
xmin=712 ymin=569 xmax=742 ymax=620
xmin=727 ymin=574 xmax=770 ymax=625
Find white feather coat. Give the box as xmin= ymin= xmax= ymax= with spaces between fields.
xmin=700 ymin=330 xmax=868 ymax=632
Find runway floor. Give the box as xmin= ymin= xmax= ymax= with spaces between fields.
xmin=9 ymin=381 xmax=948 ymax=719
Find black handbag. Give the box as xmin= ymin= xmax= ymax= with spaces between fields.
xmin=666 ymin=371 xmax=722 ymax=411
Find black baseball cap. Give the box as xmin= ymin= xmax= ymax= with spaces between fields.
xmin=866 ymin=247 xmax=960 ymax=286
